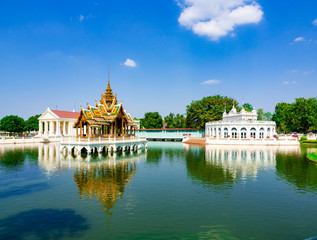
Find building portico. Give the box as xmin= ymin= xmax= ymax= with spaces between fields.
xmin=38 ymin=108 xmax=79 ymax=137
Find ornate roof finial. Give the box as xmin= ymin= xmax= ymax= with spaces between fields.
xmin=107 ymin=64 xmax=110 ymax=87
xmin=87 ymin=101 xmax=89 ymax=106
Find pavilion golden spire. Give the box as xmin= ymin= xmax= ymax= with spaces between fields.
xmin=104 ymin=65 xmax=114 ymax=106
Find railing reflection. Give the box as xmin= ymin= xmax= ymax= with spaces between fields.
xmin=37 ymin=143 xmax=146 ymax=177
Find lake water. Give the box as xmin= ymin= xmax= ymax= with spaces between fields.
xmin=0 ymin=142 xmax=317 ymax=240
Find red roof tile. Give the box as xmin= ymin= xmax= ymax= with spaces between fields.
xmin=51 ymin=110 xmax=79 ymax=119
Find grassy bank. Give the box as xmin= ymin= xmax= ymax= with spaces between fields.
xmin=307 ymin=151 xmax=317 ymax=163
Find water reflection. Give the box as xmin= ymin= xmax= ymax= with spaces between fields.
xmin=146 ymin=142 xmax=185 ymax=165
xmin=36 ymin=144 xmax=146 ymax=216
xmin=185 ymin=144 xmax=302 ymax=190
xmin=276 ymin=147 xmax=317 ymax=193
xmin=0 ymin=144 xmax=38 ymax=171
xmin=37 ymin=144 xmax=145 ymax=177
xmin=185 ymin=145 xmax=236 ymax=190
xmin=73 ymin=160 xmax=137 ymax=217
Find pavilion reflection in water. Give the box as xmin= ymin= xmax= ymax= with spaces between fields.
xmin=37 ymin=143 xmax=145 ymax=216
xmin=204 ymin=145 xmax=301 ymax=179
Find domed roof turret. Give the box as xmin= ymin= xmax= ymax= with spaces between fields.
xmin=229 ymin=105 xmax=237 ymax=114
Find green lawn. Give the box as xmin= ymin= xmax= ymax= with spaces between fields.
xmin=307 ymin=152 xmax=317 ymax=163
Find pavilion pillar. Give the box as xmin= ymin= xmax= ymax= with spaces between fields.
xmin=121 ymin=120 xmax=123 ymax=137
xmin=87 ymin=125 xmax=90 ymax=138
xmin=115 ymin=121 xmax=117 ymax=137
xmin=76 ymin=126 xmax=78 ymax=138
xmin=80 ymin=122 xmax=83 ymax=138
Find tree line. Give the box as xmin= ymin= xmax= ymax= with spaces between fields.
xmin=0 ymin=115 xmax=41 ymax=135
xmin=139 ymin=95 xmax=273 ymax=129
xmin=2 ymin=95 xmax=316 ymax=135
xmin=139 ymin=95 xmax=317 ymax=134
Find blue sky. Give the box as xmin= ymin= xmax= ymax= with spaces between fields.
xmin=0 ymin=0 xmax=317 ymax=119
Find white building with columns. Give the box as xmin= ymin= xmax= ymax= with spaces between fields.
xmin=205 ymin=106 xmax=276 ymax=140
xmin=38 ymin=108 xmax=79 ymax=137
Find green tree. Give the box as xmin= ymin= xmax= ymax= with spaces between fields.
xmin=291 ymin=97 xmax=317 ymax=133
xmin=24 ymin=114 xmax=41 ymax=132
xmin=272 ymin=98 xmax=317 ymax=133
xmin=164 ymin=113 xmax=175 ymax=128
xmin=164 ymin=113 xmax=187 ymax=128
xmin=186 ymin=95 xmax=240 ymax=128
xmin=272 ymin=102 xmax=293 ymax=133
xmin=263 ymin=112 xmax=272 ymax=121
xmin=257 ymin=109 xmax=265 ymax=120
xmin=0 ymin=115 xmax=25 ymax=135
xmin=257 ymin=109 xmax=272 ymax=121
xmin=141 ymin=112 xmax=163 ymax=129
xmin=243 ymin=103 xmax=253 ymax=112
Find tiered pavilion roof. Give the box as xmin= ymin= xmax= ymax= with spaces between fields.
xmin=74 ymin=78 xmax=137 ymax=138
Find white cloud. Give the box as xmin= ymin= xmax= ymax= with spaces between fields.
xmin=313 ymin=18 xmax=317 ymax=26
xmin=177 ymin=0 xmax=263 ymax=41
xmin=124 ymin=59 xmax=137 ymax=67
xmin=79 ymin=15 xmax=85 ymax=22
xmin=303 ymin=70 xmax=314 ymax=75
xmin=294 ymin=37 xmax=305 ymax=42
xmin=283 ymin=81 xmax=296 ymax=85
xmin=201 ymin=79 xmax=221 ymax=85
xmin=290 ymin=69 xmax=298 ymax=73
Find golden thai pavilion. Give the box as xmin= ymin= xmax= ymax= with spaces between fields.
xmin=74 ymin=79 xmax=137 ymax=138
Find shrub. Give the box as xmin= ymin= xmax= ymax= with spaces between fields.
xmin=300 ymin=136 xmax=308 ymax=141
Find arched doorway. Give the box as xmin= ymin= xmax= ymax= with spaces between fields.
xmin=251 ymin=128 xmax=256 ymax=138
xmin=224 ymin=128 xmax=228 ymax=138
xmin=260 ymin=128 xmax=264 ymax=139
xmin=231 ymin=128 xmax=237 ymax=139
xmin=241 ymin=128 xmax=247 ymax=139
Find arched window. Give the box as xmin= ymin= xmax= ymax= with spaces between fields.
xmin=259 ymin=128 xmax=264 ymax=139
xmin=241 ymin=128 xmax=247 ymax=139
xmin=231 ymin=128 xmax=237 ymax=139
xmin=251 ymin=128 xmax=256 ymax=138
xmin=267 ymin=128 xmax=271 ymax=138
xmin=218 ymin=127 xmax=222 ymax=137
xmin=224 ymin=128 xmax=228 ymax=138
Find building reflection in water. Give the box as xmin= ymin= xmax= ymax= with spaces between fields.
xmin=37 ymin=143 xmax=145 ymax=216
xmin=184 ymin=144 xmax=301 ymax=190
xmin=204 ymin=145 xmax=300 ymax=179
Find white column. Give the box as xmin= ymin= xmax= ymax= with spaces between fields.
xmin=56 ymin=120 xmax=61 ymax=136
xmin=39 ymin=121 xmax=42 ymax=135
xmin=68 ymin=121 xmax=72 ymax=136
xmin=44 ymin=121 xmax=48 ymax=135
xmin=49 ymin=121 xmax=53 ymax=136
xmin=62 ymin=121 xmax=66 ymax=136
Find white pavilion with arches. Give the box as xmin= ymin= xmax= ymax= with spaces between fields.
xmin=205 ymin=106 xmax=276 ymax=140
